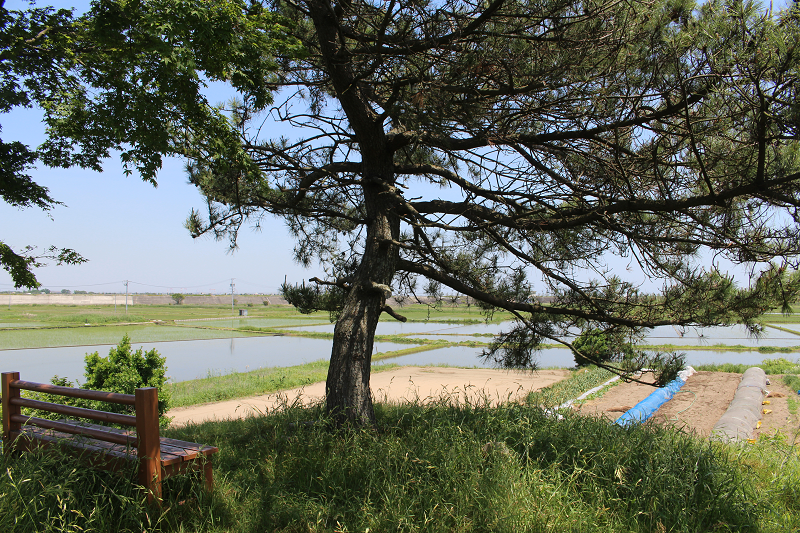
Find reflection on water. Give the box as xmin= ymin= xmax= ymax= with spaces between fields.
xmin=2 ymin=337 xmax=411 ymax=384
xmin=374 ymin=346 xmax=800 ymax=370
xmin=296 ymin=322 xmax=800 ymax=347
xmin=3 ymin=321 xmax=800 ymax=386
xmin=769 ymin=323 xmax=800 ymax=334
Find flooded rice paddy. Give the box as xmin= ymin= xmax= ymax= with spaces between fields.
xmin=1 ymin=319 xmax=798 ymax=385
xmin=2 ymin=336 xmax=411 ymax=384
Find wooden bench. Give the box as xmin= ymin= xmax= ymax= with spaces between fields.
xmin=1 ymin=371 xmax=218 ymax=503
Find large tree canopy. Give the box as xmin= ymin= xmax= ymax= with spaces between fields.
xmin=0 ymin=0 xmax=298 ymax=288
xmin=186 ymin=0 xmax=800 ymax=425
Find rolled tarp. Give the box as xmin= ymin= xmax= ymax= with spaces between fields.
xmin=616 ymin=367 xmax=696 ymax=427
xmin=711 ymin=367 xmax=767 ymax=443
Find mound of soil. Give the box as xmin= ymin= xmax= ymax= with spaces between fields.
xmin=576 ymin=371 xmax=800 ymax=443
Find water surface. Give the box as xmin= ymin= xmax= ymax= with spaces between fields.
xmin=2 ymin=337 xmax=411 ymax=384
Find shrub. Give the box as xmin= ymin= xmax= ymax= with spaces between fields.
xmin=28 ymin=335 xmax=172 ymax=427
xmin=171 ymin=293 xmax=185 ymax=305
xmin=572 ymin=328 xmax=613 ymax=367
xmin=83 ymin=335 xmax=171 ymax=425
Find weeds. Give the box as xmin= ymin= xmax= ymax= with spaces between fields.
xmin=4 ymin=397 xmax=799 ymax=532
xmin=525 ymin=365 xmax=616 ymax=407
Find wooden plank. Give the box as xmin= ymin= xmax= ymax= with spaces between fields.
xmin=136 ymin=388 xmax=162 ymax=503
xmin=159 ymin=435 xmax=220 ymax=453
xmin=18 ymin=427 xmax=136 ymax=460
xmin=10 ymin=415 xmax=138 ymax=447
xmin=4 ymin=373 xmax=218 ymax=496
xmin=12 ymin=398 xmax=137 ymax=427
xmin=11 ymin=380 xmax=136 ymax=406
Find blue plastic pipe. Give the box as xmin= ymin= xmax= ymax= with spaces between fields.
xmin=615 ymin=376 xmax=686 ymax=427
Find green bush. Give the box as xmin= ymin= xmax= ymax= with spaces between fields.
xmin=83 ymin=335 xmax=171 ymax=425
xmin=28 ymin=335 xmax=171 ymax=427
xmin=572 ymin=328 xmax=613 ymax=367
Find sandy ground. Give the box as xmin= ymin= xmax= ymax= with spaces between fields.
xmin=753 ymin=376 xmax=800 ymax=444
xmin=168 ymin=367 xmax=800 ymax=442
xmin=577 ymin=370 xmax=800 ymax=442
xmin=168 ymin=367 xmax=571 ymax=426
xmin=576 ymin=371 xmax=742 ymax=437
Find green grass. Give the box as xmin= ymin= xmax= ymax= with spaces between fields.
xmin=693 ymin=357 xmax=800 ymax=374
xmin=525 ymin=365 xmax=617 ymax=407
xmin=6 ymin=399 xmax=799 ymax=532
xmin=0 ymin=303 xmax=512 ymax=327
xmin=788 ymin=395 xmax=799 ymax=416
xmin=0 ymin=324 xmax=265 ymax=349
xmin=167 ymin=360 xmax=333 ymax=407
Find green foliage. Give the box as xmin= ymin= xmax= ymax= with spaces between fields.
xmin=82 ymin=335 xmax=171 ymax=424
xmin=26 ymin=335 xmax=172 ymax=427
xmin=572 ymin=328 xmax=615 ymax=367
xmin=170 ymin=293 xmax=185 ymax=305
xmin=281 ymin=280 xmax=345 ymax=322
xmin=784 ymin=374 xmax=800 ymax=394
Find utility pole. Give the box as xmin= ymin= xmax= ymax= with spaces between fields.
xmin=124 ymin=280 xmax=129 ymax=315
xmin=230 ymin=278 xmax=235 ymax=316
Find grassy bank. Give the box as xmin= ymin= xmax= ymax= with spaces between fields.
xmin=3 ymin=398 xmax=798 ymax=532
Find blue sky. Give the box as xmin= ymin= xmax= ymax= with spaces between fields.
xmin=1 ymin=103 xmax=314 ymax=295
xmin=1 ymin=0 xmax=793 ymax=296
xmin=0 ymin=1 xmax=327 ymax=295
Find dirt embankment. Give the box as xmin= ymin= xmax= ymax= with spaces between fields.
xmin=577 ymin=371 xmax=800 ymax=443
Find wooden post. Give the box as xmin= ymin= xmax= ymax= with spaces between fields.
xmin=135 ymin=387 xmax=161 ymax=504
xmin=203 ymin=460 xmax=214 ymax=492
xmin=2 ymin=372 xmax=21 ymax=451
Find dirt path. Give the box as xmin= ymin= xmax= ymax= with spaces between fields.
xmin=168 ymin=366 xmax=800 ymax=442
xmin=168 ymin=367 xmax=571 ymax=426
xmin=648 ymin=371 xmax=741 ymax=437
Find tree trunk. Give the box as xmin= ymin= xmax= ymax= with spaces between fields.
xmin=307 ymin=0 xmax=400 ymax=425
xmin=326 ymin=183 xmax=399 ymax=426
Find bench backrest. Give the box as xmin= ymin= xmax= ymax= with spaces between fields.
xmin=1 ymin=371 xmax=161 ymax=487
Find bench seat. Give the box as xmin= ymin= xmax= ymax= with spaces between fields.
xmin=2 ymin=372 xmax=218 ymax=504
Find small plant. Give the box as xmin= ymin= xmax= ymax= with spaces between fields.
xmin=262 ymin=299 xmax=270 ymax=306
xmin=171 ymin=293 xmax=186 ymax=305
xmin=29 ymin=335 xmax=172 ymax=426
xmin=572 ymin=329 xmax=614 ymax=367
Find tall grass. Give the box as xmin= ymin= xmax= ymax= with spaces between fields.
xmin=5 ymin=398 xmax=787 ymax=532
xmin=693 ymin=357 xmax=800 ymax=374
